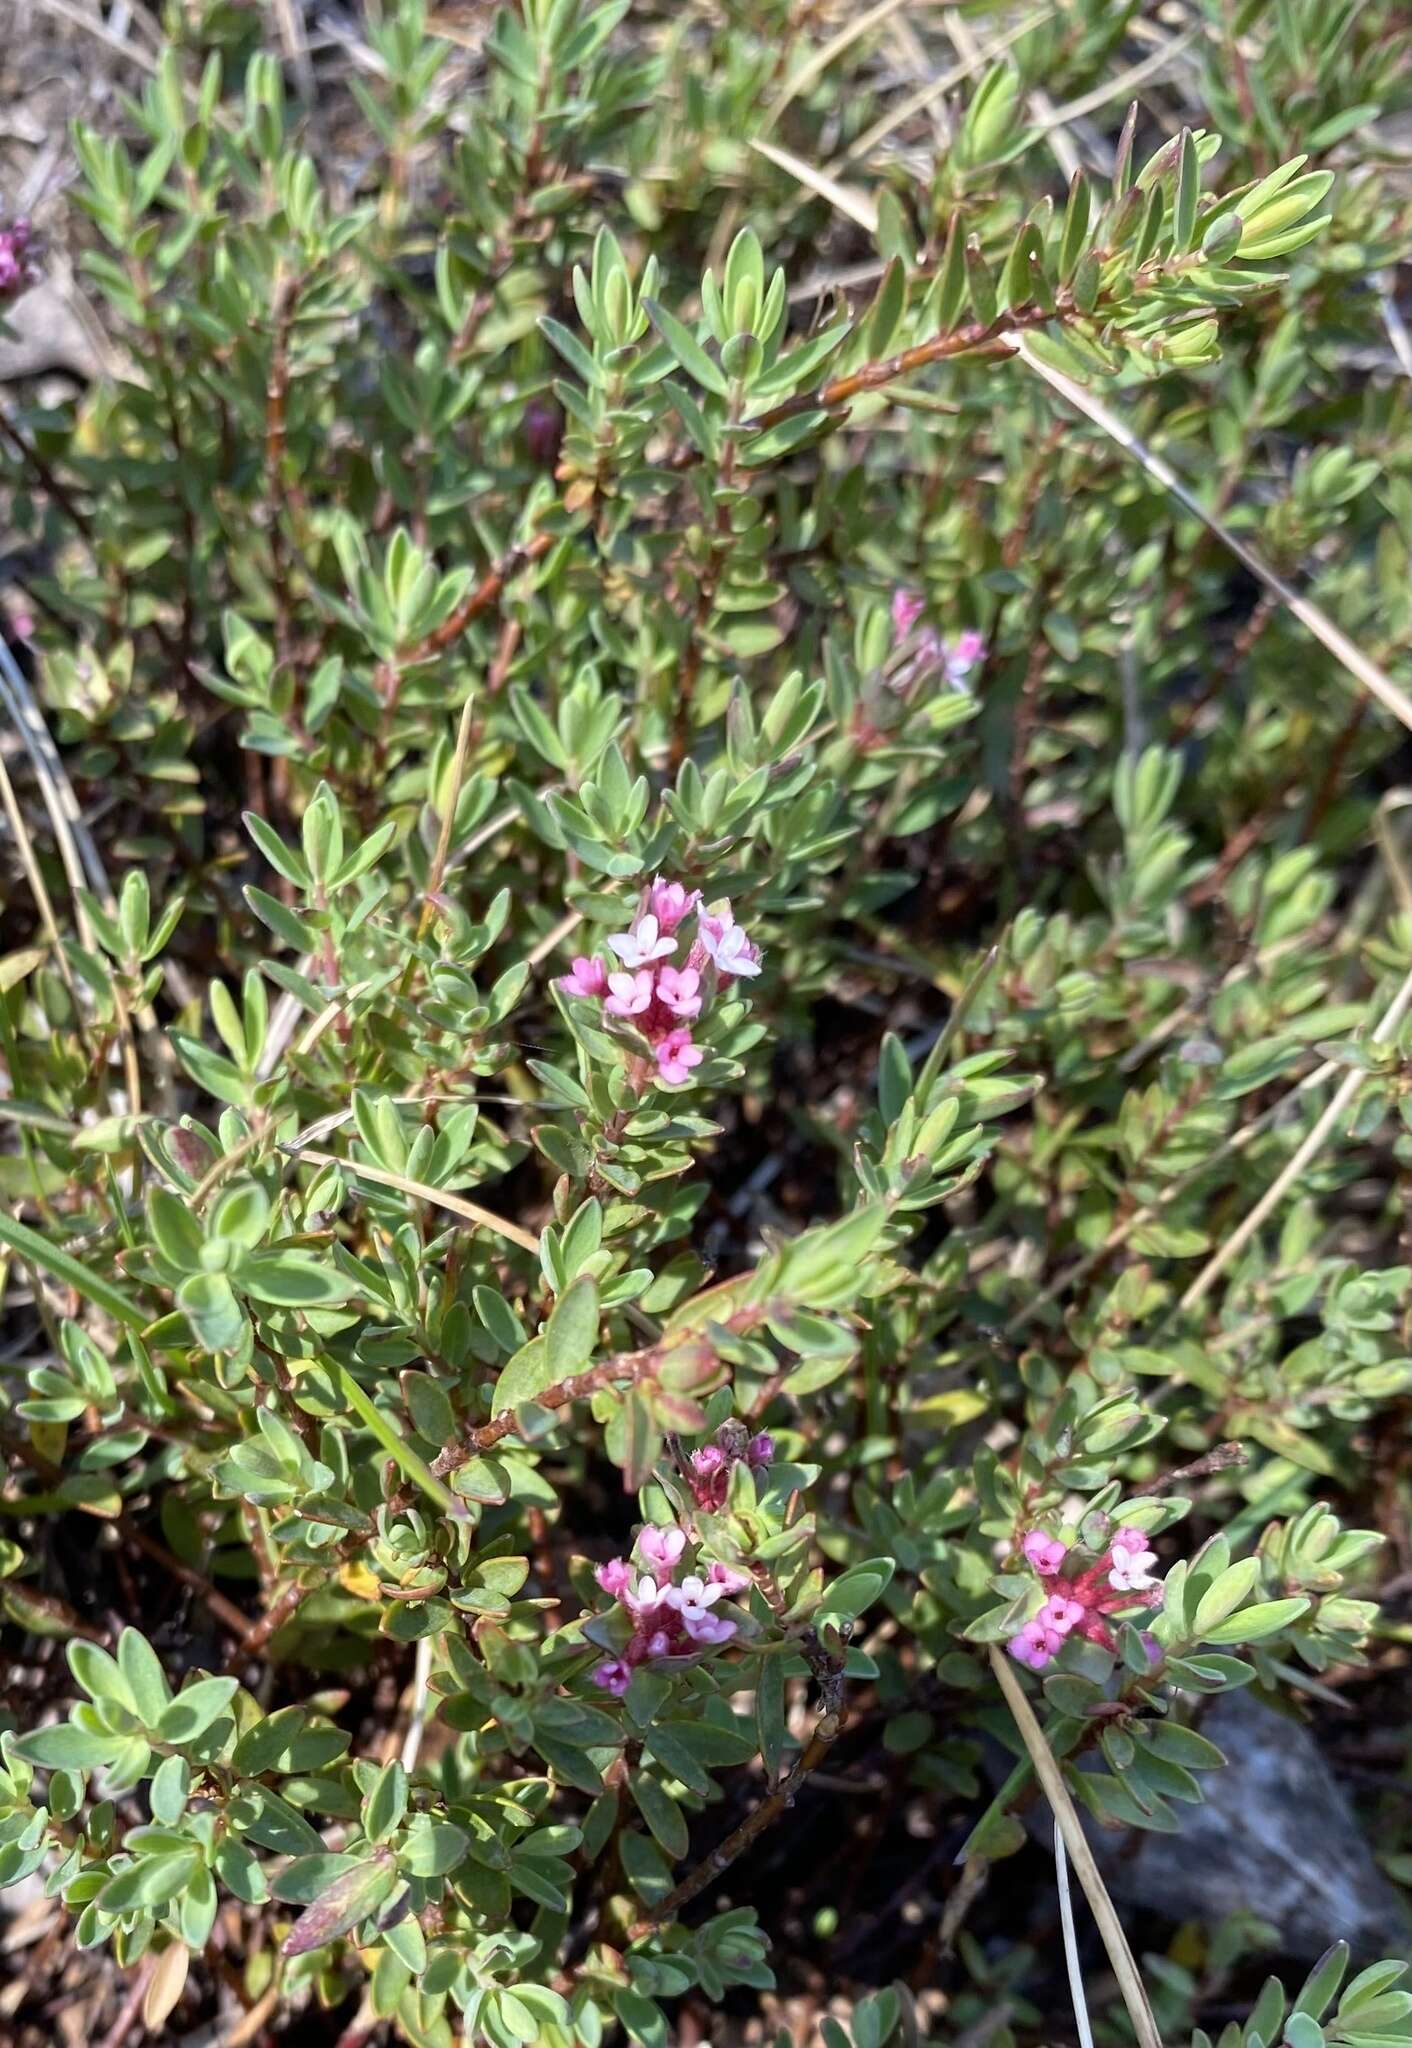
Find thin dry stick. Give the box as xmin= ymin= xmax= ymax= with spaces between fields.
xmin=527 ymin=907 xmax=583 ymax=969
xmin=1007 ymin=336 xmax=1412 ymax=737
xmin=400 ymin=1634 xmax=434 ymax=1771
xmin=1180 ymin=960 xmax=1412 ymax=1310
xmin=988 ymin=1646 xmax=1163 ymax=2048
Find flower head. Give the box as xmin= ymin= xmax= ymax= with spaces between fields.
xmin=559 ymin=954 xmax=608 ymax=999
xmin=656 ymin=964 xmax=702 ymax=1020
xmin=606 ymin=967 xmax=655 ymax=1018
xmin=946 ymin=629 xmax=986 ymax=688
xmin=657 ymin=1028 xmax=704 ymax=1085
xmin=608 ymin=913 xmax=676 ymax=970
xmin=1022 ymin=1530 xmax=1069 ymax=1576
xmin=638 ymin=1524 xmax=687 ymax=1579
xmin=891 ymin=588 xmax=926 ymax=641
xmin=1108 ymin=1526 xmax=1159 ymax=1593
xmin=648 ymin=878 xmax=701 ymax=934
xmin=1041 ymin=1594 xmax=1085 ymax=1636
xmin=0 ymin=218 xmax=35 ymax=300
xmin=1009 ymin=1620 xmax=1060 ymax=1671
xmin=707 ymin=1561 xmax=751 ymax=1595
xmin=699 ymin=908 xmax=762 ymax=981
xmin=680 ymin=1608 xmax=736 ymax=1645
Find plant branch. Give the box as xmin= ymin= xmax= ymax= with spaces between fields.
xmin=628 ymin=1628 xmax=846 ymax=1936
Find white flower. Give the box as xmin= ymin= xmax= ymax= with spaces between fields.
xmin=699 ymin=908 xmax=762 ymax=979
xmin=1108 ymin=1546 xmax=1158 ymax=1593
xmin=607 ymin=913 xmax=676 ymax=969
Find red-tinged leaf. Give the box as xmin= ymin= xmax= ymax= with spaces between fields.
xmin=281 ymin=1851 xmax=398 ymax=1957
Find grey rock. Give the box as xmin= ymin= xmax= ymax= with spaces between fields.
xmin=0 ymin=280 xmax=102 ymax=384
xmin=1096 ymin=1690 xmax=1411 ymax=1960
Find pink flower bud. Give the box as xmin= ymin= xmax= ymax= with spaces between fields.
xmin=559 ymin=954 xmax=607 ymax=999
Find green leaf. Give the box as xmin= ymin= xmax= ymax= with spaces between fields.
xmin=0 ymin=1210 xmax=146 ymax=1331
xmin=238 ymin=1252 xmax=354 ymax=1306
xmin=119 ymin=1629 xmax=172 ymax=1725
xmin=643 ymin=299 xmax=729 ymax=397
xmin=157 ymin=1676 xmax=239 ymax=1744
xmin=363 ymin=1760 xmax=408 ymax=1843
xmin=401 ymin=1372 xmax=456 ymax=1444
xmin=491 ymin=1336 xmax=556 ymax=1417
xmin=12 ymin=1722 xmax=121 ymax=1770
xmin=1202 ymin=1596 xmax=1311 ymax=1643
xmin=818 ymin=1556 xmax=895 ymax=1623
xmin=178 ymin=1272 xmax=246 ymax=1353
xmin=1192 ymin=1556 xmax=1260 ymax=1635
xmin=544 ymin=1273 xmax=599 ymax=1379
xmin=98 ymin=1848 xmax=199 ymax=1914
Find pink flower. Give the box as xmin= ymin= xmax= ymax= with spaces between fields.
xmin=594 ymin=1658 xmax=631 ymax=1695
xmin=559 ymin=954 xmax=607 ymax=999
xmin=747 ymin=1432 xmax=775 ymax=1468
xmin=0 ymin=219 xmax=35 ymax=300
xmin=608 ymin=913 xmax=676 ymax=970
xmin=1041 ymin=1595 xmax=1084 ymax=1636
xmin=656 ymin=1028 xmax=704 ymax=1085
xmin=707 ymin=1561 xmax=751 ymax=1595
xmin=699 ymin=909 xmax=762 ymax=981
xmin=1008 ymin=1621 xmax=1060 ymax=1671
xmin=594 ymin=1557 xmax=634 ymax=1597
xmin=946 ymin=630 xmax=985 ymax=687
xmin=638 ymin=1525 xmax=687 ymax=1580
xmin=891 ymin=589 xmax=926 ymax=641
xmin=656 ymin=965 xmax=702 ymax=1020
xmin=606 ymin=967 xmax=655 ymax=1018
xmin=692 ymin=1445 xmax=726 ymax=1477
xmin=648 ymin=879 xmax=701 ymax=935
xmin=680 ymin=1609 xmax=737 ymax=1646
xmin=1022 ymin=1530 xmax=1068 ymax=1576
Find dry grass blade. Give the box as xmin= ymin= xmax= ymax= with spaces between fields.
xmin=293 ymin=1147 xmax=543 ymax=1254
xmin=34 ymin=0 xmax=158 ymax=71
xmin=1008 ymin=336 xmax=1412 ymax=737
xmin=1055 ymin=1820 xmax=1096 ymax=2048
xmin=988 ymin=1646 xmax=1164 ymax=2048
xmin=0 ymin=747 xmax=85 ymax=1020
xmin=763 ymin=0 xmax=914 ymax=131
xmin=748 ymin=140 xmax=879 ymax=232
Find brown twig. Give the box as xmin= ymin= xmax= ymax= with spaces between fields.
xmin=1129 ymin=1440 xmax=1247 ymax=1495
xmin=265 ymin=271 xmax=304 ymax=677
xmin=627 ymin=1628 xmax=847 ymax=1937
xmin=406 ymin=531 xmax=556 ymax=662
xmin=225 ymin=1576 xmax=311 ymax=1672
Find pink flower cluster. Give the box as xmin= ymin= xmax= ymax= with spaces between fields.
xmin=1008 ymin=1524 xmax=1162 ymax=1671
xmin=558 ymin=876 xmax=762 ymax=1089
xmin=686 ymin=1429 xmax=774 ymax=1510
xmin=890 ymin=588 xmax=985 ymax=694
xmin=0 ymin=219 xmax=35 ymax=300
xmin=592 ymin=1523 xmax=750 ymax=1694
